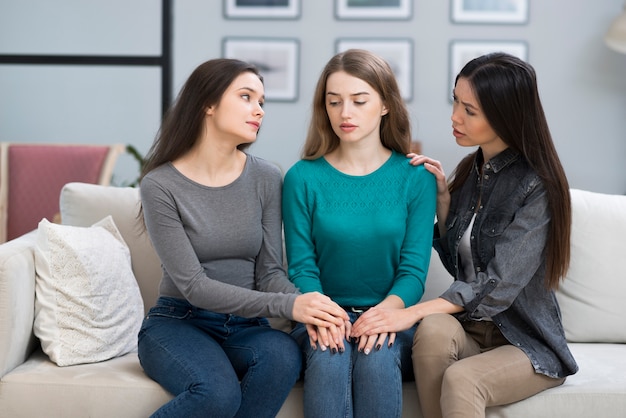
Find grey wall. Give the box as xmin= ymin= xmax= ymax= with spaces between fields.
xmin=1 ymin=0 xmax=625 ymax=194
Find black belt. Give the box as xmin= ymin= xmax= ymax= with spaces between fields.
xmin=342 ymin=306 xmax=371 ymax=314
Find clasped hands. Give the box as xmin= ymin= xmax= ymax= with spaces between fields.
xmin=294 ymin=293 xmax=417 ymax=355
xmin=305 ymin=319 xmax=395 ymax=356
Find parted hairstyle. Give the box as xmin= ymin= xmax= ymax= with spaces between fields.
xmin=301 ymin=49 xmax=411 ymax=159
xmin=448 ymin=52 xmax=571 ymax=289
xmin=139 ymin=58 xmax=263 ymax=182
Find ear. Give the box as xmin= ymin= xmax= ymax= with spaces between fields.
xmin=381 ymin=105 xmax=389 ymax=116
xmin=205 ymin=106 xmax=215 ymax=116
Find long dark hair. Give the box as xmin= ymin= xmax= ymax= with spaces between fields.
xmin=448 ymin=52 xmax=570 ymax=289
xmin=302 ymin=49 xmax=411 ymax=159
xmin=139 ymin=58 xmax=262 ymax=182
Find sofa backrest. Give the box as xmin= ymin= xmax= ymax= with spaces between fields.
xmin=57 ymin=183 xmax=626 ymax=344
xmin=59 ymin=182 xmax=161 ymax=314
xmin=555 ymin=189 xmax=626 ymax=343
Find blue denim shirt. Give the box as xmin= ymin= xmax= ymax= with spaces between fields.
xmin=434 ymin=148 xmax=578 ymax=379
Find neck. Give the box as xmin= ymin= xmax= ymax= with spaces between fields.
xmin=173 ymin=136 xmax=246 ymax=186
xmin=480 ymin=142 xmax=508 ymax=163
xmin=326 ymin=143 xmax=392 ymax=176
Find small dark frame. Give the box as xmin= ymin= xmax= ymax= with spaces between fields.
xmin=335 ymin=0 xmax=412 ymax=21
xmin=223 ymin=0 xmax=301 ymax=20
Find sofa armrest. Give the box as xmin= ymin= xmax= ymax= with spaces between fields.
xmin=0 ymin=231 xmax=38 ymax=377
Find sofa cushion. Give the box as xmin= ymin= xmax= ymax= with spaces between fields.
xmin=0 ymin=349 xmax=172 ymax=417
xmin=555 ymin=189 xmax=626 ymax=343
xmin=59 ymin=182 xmax=162 ymax=313
xmin=33 ymin=216 xmax=143 ymax=366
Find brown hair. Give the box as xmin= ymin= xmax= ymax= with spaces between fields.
xmin=140 ymin=58 xmax=262 ymax=181
xmin=448 ymin=52 xmax=570 ymax=289
xmin=301 ymin=49 xmax=411 ymax=159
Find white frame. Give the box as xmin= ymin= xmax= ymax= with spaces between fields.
xmin=223 ymin=0 xmax=300 ymax=19
xmin=222 ymin=37 xmax=299 ymax=102
xmin=336 ymin=38 xmax=413 ymax=101
xmin=335 ymin=0 xmax=412 ymax=20
xmin=451 ymin=0 xmax=529 ymax=24
xmin=449 ymin=40 xmax=528 ymax=101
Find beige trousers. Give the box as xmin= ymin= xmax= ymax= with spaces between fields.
xmin=412 ymin=313 xmax=564 ymax=418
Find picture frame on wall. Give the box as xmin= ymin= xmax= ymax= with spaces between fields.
xmin=223 ymin=0 xmax=301 ymax=20
xmin=449 ymin=40 xmax=528 ymax=101
xmin=336 ymin=38 xmax=413 ymax=101
xmin=335 ymin=0 xmax=412 ymax=20
xmin=222 ymin=37 xmax=299 ymax=102
xmin=450 ymin=0 xmax=529 ymax=24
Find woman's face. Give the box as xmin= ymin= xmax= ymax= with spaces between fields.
xmin=325 ymin=70 xmax=388 ymax=146
xmin=451 ymin=77 xmax=507 ymax=160
xmin=206 ymin=71 xmax=265 ymax=145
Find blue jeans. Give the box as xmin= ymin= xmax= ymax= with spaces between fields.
xmin=291 ymin=312 xmax=416 ymax=418
xmin=138 ymin=297 xmax=302 ymax=418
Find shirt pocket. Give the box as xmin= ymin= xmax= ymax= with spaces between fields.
xmin=481 ymin=214 xmax=508 ymax=238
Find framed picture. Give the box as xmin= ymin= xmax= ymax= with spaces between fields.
xmin=223 ymin=0 xmax=301 ymax=20
xmin=336 ymin=38 xmax=413 ymax=101
xmin=448 ymin=40 xmax=528 ymax=101
xmin=335 ymin=0 xmax=412 ymax=20
xmin=451 ymin=0 xmax=529 ymax=24
xmin=222 ymin=37 xmax=299 ymax=102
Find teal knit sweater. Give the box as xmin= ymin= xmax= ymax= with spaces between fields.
xmin=282 ymin=151 xmax=437 ymax=308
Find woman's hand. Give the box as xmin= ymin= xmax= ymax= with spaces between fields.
xmin=305 ymin=320 xmax=351 ymax=352
xmin=352 ymin=299 xmax=463 ymax=340
xmin=355 ymin=332 xmax=396 ymax=355
xmin=292 ymin=292 xmax=349 ymax=329
xmin=351 ymin=306 xmax=418 ymax=338
xmin=407 ymin=153 xmax=451 ymax=235
xmin=407 ymin=153 xmax=448 ymax=196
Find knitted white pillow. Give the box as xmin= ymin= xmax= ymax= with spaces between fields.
xmin=34 ymin=216 xmax=144 ymax=366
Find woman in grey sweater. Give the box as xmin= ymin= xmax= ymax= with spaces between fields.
xmin=137 ymin=58 xmax=348 ymax=418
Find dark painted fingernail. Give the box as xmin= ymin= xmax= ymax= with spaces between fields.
xmin=331 ymin=348 xmax=337 ymax=354
xmin=376 ymin=344 xmax=382 ymax=351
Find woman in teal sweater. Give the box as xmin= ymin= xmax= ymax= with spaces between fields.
xmin=283 ymin=49 xmax=437 ymax=418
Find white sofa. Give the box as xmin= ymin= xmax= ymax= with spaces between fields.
xmin=1 ymin=182 xmax=625 ymax=417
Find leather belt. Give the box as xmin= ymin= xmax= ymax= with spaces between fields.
xmin=342 ymin=306 xmax=371 ymax=314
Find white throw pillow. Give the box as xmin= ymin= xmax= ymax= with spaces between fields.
xmin=34 ymin=216 xmax=144 ymax=366
xmin=555 ymin=189 xmax=626 ymax=343
xmin=59 ymin=182 xmax=162 ymax=313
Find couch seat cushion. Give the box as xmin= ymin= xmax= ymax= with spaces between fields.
xmin=0 ymin=349 xmax=172 ymax=418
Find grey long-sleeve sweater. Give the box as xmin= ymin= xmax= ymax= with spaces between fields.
xmin=140 ymin=154 xmax=298 ymax=319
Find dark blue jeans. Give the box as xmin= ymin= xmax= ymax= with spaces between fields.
xmin=291 ymin=312 xmax=416 ymax=418
xmin=138 ymin=297 xmax=301 ymax=418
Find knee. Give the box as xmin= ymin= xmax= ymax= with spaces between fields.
xmin=413 ymin=313 xmax=460 ymax=354
xmin=256 ymin=331 xmax=302 ymax=378
xmin=264 ymin=331 xmax=300 ymax=356
xmin=187 ymin=379 xmax=241 ymax=417
xmin=353 ymin=349 xmax=401 ymax=382
xmin=305 ymin=348 xmax=351 ymax=378
xmin=441 ymin=361 xmax=481 ymax=401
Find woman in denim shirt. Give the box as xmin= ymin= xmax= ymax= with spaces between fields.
xmin=351 ymin=53 xmax=578 ymax=417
